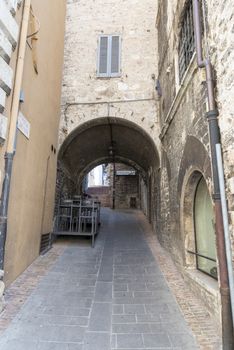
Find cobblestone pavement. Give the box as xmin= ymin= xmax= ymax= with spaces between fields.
xmin=0 ymin=209 xmax=220 ymax=349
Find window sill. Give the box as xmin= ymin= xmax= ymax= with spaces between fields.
xmin=96 ymin=75 xmax=122 ymax=80
xmin=184 ymin=268 xmax=219 ymax=296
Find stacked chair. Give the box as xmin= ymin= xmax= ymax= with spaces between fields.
xmin=54 ymin=196 xmax=101 ymax=247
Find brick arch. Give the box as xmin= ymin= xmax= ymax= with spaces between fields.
xmin=178 ymin=136 xmax=213 ymax=266
xmin=177 ymin=135 xmax=212 ymax=198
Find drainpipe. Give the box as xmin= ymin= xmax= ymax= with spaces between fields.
xmin=0 ymin=0 xmax=31 ymax=271
xmin=193 ymin=1 xmax=234 ymax=348
xmin=112 ymin=161 xmax=116 ymax=209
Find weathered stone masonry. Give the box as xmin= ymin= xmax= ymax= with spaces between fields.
xmin=156 ymin=0 xmax=234 ymax=325
xmin=58 ymin=0 xmax=234 ymax=333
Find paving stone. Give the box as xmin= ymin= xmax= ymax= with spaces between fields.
xmin=78 ymin=278 xmax=96 ymax=286
xmin=112 ymin=314 xmax=136 ymax=323
xmin=0 ymin=339 xmax=39 ymax=350
xmin=116 ymin=333 xmax=144 ymax=348
xmin=113 ymin=283 xmax=128 ymax=292
xmin=114 ymin=291 xmax=133 ymax=298
xmin=136 ymin=314 xmax=161 ymax=323
xmin=124 ymin=304 xmax=145 ymax=315
xmin=83 ymin=331 xmax=110 ymax=350
xmin=94 ymin=282 xmax=112 ymax=302
xmin=143 ymin=333 xmax=172 ymax=348
xmin=112 ymin=322 xmax=151 ymax=333
xmin=0 ymin=209 xmax=200 ymax=350
xmin=112 ymin=304 xmax=124 ymax=314
xmin=89 ymin=302 xmax=111 ymax=331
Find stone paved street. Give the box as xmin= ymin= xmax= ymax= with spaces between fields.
xmin=0 ymin=209 xmax=204 ymax=349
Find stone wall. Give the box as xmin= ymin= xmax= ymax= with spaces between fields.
xmin=207 ymin=0 xmax=234 ymax=253
xmin=87 ymin=186 xmax=111 ymax=208
xmin=59 ymin=0 xmax=160 ymax=152
xmin=114 ymin=164 xmax=140 ymax=209
xmin=156 ymin=0 xmax=234 ymax=326
xmin=59 ymin=0 xmax=234 ymax=331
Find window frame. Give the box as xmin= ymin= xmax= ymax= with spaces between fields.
xmin=178 ymin=0 xmax=195 ymax=82
xmin=97 ymin=34 xmax=121 ymax=78
xmin=193 ymin=177 xmax=217 ymax=279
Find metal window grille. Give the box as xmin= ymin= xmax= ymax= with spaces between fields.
xmin=179 ymin=0 xmax=195 ymax=81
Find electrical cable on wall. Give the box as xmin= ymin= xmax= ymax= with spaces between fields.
xmin=27 ymin=6 xmax=40 ymax=73
xmin=27 ymin=7 xmax=40 ymax=39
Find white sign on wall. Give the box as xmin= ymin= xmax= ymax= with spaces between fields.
xmin=116 ymin=170 xmax=136 ymax=176
xmin=17 ymin=111 xmax=30 ymax=139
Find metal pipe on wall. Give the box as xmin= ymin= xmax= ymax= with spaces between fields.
xmin=0 ymin=0 xmax=31 ymax=271
xmin=216 ymin=143 xmax=234 ymax=325
xmin=193 ymin=0 xmax=234 ymax=347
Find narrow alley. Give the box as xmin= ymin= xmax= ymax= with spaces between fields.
xmin=0 ymin=209 xmax=221 ymax=349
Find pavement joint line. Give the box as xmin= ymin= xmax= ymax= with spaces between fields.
xmin=0 ymin=209 xmax=220 ymax=349
xmin=136 ymin=211 xmax=222 ymax=350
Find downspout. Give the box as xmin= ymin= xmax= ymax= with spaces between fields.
xmin=193 ymin=1 xmax=234 ymax=348
xmin=0 ymin=0 xmax=31 ymax=271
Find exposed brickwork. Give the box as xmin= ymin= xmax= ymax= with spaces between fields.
xmin=114 ymin=164 xmax=140 ymax=209
xmin=87 ymin=186 xmax=111 ymax=207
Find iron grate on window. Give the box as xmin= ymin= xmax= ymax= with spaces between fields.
xmin=179 ymin=0 xmax=195 ymax=82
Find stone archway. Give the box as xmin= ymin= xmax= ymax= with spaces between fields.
xmin=57 ymin=117 xmax=160 ymax=219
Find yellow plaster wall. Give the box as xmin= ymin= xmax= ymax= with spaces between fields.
xmin=3 ymin=0 xmax=66 ymax=286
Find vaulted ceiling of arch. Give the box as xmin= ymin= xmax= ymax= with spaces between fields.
xmin=59 ymin=118 xmax=159 ymax=181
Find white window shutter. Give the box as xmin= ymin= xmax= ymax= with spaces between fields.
xmin=98 ymin=35 xmax=121 ymax=77
xmin=111 ymin=36 xmax=120 ymax=75
xmin=98 ymin=36 xmax=108 ymax=76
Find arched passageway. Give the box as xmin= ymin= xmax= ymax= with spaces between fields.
xmin=57 ymin=117 xmax=160 ymax=224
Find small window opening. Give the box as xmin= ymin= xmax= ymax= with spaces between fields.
xmin=194 ymin=177 xmax=217 ymax=279
xmin=178 ymin=0 xmax=195 ymax=81
xmin=97 ymin=35 xmax=121 ymax=77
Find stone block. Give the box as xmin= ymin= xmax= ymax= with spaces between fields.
xmin=228 ymin=177 xmax=234 ymax=194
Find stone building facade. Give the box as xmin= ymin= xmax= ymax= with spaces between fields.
xmin=58 ymin=0 xmax=234 ymax=337
xmin=155 ymin=0 xmax=234 ymax=328
xmin=58 ymin=0 xmax=161 ymax=229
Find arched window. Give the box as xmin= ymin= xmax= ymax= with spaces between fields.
xmin=194 ymin=177 xmax=217 ymax=278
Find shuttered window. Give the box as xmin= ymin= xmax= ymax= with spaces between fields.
xmin=97 ymin=35 xmax=121 ymax=77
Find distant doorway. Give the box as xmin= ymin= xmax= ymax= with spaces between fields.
xmin=130 ymin=197 xmax=137 ymax=208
